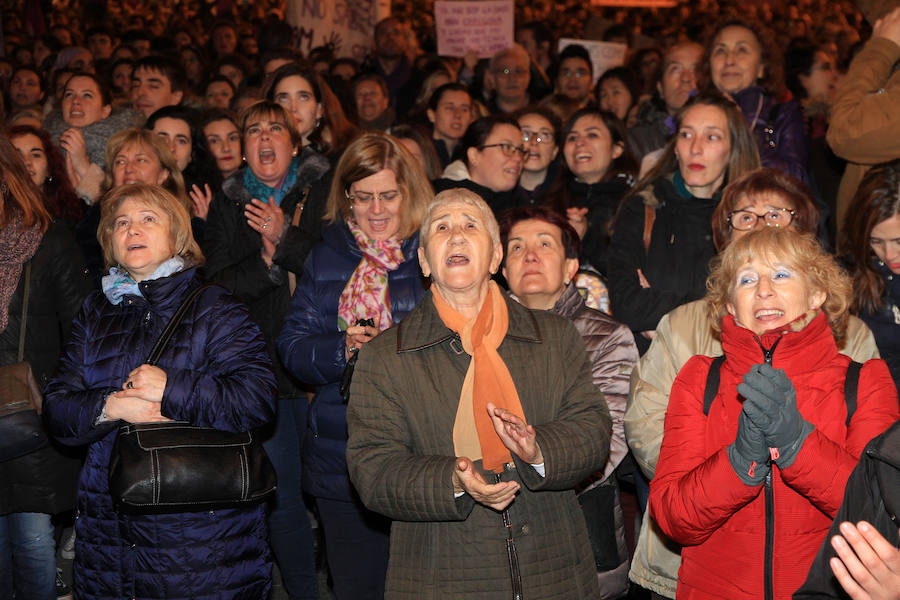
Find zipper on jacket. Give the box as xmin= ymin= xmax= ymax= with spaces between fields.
xmin=764 ymin=471 xmax=774 ymax=600
xmin=497 ymin=473 xmax=524 ymax=600
xmin=754 ymin=336 xmax=782 ymax=364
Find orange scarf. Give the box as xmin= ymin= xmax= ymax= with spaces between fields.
xmin=432 ymin=281 xmax=525 ymax=473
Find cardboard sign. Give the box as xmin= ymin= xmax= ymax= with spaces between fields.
xmin=558 ymin=38 xmax=627 ymax=83
xmin=435 ymin=0 xmax=514 ymax=58
xmin=285 ymin=0 xmax=391 ymax=62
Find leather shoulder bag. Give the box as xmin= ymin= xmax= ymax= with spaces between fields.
xmin=0 ymin=262 xmax=49 ymax=462
xmin=108 ymin=283 xmax=276 ymax=513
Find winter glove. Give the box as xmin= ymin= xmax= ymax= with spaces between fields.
xmin=737 ymin=363 xmax=814 ymax=469
xmin=727 ymin=406 xmax=771 ymax=485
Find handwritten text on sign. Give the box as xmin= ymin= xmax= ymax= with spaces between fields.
xmin=435 ymin=0 xmax=514 ymax=58
xmin=285 ymin=0 xmax=390 ymax=62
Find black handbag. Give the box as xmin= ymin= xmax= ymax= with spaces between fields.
xmin=0 ymin=262 xmax=49 ymax=462
xmin=108 ymin=283 xmax=276 ymax=513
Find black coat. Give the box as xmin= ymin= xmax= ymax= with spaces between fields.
xmin=607 ymin=173 xmax=719 ymax=354
xmin=202 ymin=153 xmax=330 ymax=397
xmin=0 ymin=222 xmax=92 ymax=515
xmin=859 ymin=261 xmax=900 ymax=397
xmin=794 ymin=418 xmax=900 ymax=599
xmin=566 ymin=175 xmax=632 ymax=277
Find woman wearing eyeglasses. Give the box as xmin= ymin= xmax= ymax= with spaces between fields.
xmin=277 ymin=132 xmax=430 ymax=600
xmin=434 ymin=115 xmax=525 ymax=220
xmin=512 ymin=106 xmax=563 ymax=207
xmin=625 ymin=167 xmax=880 ymax=599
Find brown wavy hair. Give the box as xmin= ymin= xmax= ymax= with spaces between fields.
xmin=0 ymin=135 xmax=51 ymax=232
xmin=706 ymin=228 xmax=850 ymax=345
xmin=103 ymin=128 xmax=188 ymax=213
xmin=839 ymin=159 xmax=900 ymax=314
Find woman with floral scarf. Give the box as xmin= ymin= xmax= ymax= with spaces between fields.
xmin=277 ymin=131 xmax=431 ymax=600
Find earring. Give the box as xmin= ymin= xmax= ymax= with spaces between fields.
xmin=292 ymin=149 xmax=298 ymax=156
xmin=564 ymin=278 xmax=570 ymax=285
xmin=47 ymin=175 xmax=53 ymax=183
xmin=315 ymin=117 xmax=321 ymax=128
xmin=241 ymin=155 xmax=246 ymax=162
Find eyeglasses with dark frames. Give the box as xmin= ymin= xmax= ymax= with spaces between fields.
xmin=479 ymin=143 xmax=528 ymax=158
xmin=727 ymin=207 xmax=796 ymax=231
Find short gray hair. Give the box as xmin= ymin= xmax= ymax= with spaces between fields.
xmin=489 ymin=44 xmax=529 ymax=73
xmin=419 ymin=188 xmax=500 ymax=248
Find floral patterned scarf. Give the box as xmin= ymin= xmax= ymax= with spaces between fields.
xmin=337 ymin=219 xmax=405 ymax=331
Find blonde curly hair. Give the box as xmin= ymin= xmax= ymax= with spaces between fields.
xmin=706 ymin=228 xmax=851 ymax=346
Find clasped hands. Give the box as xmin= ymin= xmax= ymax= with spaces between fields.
xmin=104 ymin=364 xmax=171 ymax=424
xmin=451 ymin=402 xmax=543 ymax=511
xmin=731 ymin=363 xmax=812 ymax=484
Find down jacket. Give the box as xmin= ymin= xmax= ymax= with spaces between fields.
xmin=732 ymin=86 xmax=808 ymax=182
xmin=650 ymin=313 xmax=899 ymax=600
xmin=346 ymin=290 xmax=610 ymax=599
xmin=625 ymin=299 xmax=881 ymax=598
xmin=43 ymin=268 xmax=277 ymax=600
xmin=0 ymin=223 xmax=91 ymax=516
xmin=276 ymin=222 xmax=425 ymax=501
xmin=553 ymin=282 xmax=637 ymax=598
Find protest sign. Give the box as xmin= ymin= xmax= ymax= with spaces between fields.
xmin=435 ymin=0 xmax=514 ymax=58
xmin=285 ymin=0 xmax=391 ymax=62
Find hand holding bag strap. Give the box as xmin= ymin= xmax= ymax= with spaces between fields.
xmin=145 ymin=283 xmax=216 ymax=366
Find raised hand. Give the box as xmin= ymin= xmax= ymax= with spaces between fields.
xmin=486 ymin=402 xmax=543 ymax=464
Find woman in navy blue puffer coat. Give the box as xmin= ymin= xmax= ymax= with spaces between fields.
xmin=43 ymin=184 xmax=277 ymax=600
xmin=277 ymin=132 xmax=430 ymax=600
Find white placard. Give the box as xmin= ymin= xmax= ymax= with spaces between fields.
xmin=435 ymin=0 xmax=515 ymax=58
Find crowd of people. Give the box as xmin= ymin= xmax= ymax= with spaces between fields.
xmin=1 ymin=0 xmax=900 ymax=599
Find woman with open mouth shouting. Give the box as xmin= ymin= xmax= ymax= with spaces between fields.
xmin=44 ymin=72 xmax=143 ymax=205
xmin=607 ymin=93 xmax=760 ymax=355
xmin=202 ymin=100 xmax=330 ymax=600
xmin=277 ymin=132 xmax=430 ymax=600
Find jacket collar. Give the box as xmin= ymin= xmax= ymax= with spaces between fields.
xmin=552 ymin=282 xmax=586 ymax=320
xmin=134 ymin=267 xmax=199 ymax=311
xmin=397 ymin=288 xmax=542 ymax=352
xmin=221 ymin=150 xmax=330 ymax=206
xmin=720 ymin=311 xmax=838 ymax=373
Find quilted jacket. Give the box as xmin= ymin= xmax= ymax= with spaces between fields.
xmin=43 ymin=267 xmax=277 ymax=600
xmin=346 ymin=290 xmax=610 ymax=599
xmin=650 ymin=312 xmax=899 ymax=600
xmin=276 ymin=222 xmax=425 ymax=501
xmin=625 ymin=298 xmax=880 ymax=598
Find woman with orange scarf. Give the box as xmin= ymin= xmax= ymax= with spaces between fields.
xmin=346 ymin=187 xmax=611 ymax=599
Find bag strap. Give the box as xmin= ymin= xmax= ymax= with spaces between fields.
xmin=17 ymin=262 xmax=32 ymax=363
xmin=844 ymin=361 xmax=862 ymax=427
xmin=288 ymin=186 xmax=311 ymax=297
xmin=642 ymin=204 xmax=655 ymax=253
xmin=145 ymin=283 xmax=216 ymax=365
xmin=702 ymin=355 xmax=862 ymax=425
xmin=702 ymin=355 xmax=726 ymax=416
